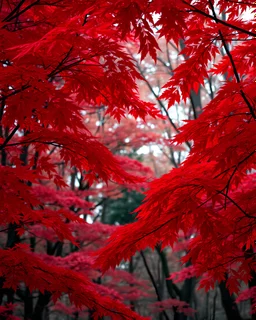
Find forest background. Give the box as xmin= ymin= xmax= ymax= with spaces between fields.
xmin=0 ymin=1 xmax=256 ymax=320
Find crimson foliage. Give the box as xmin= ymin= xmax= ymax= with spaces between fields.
xmin=1 ymin=0 xmax=256 ymax=319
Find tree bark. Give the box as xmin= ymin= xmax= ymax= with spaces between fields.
xmin=249 ymin=271 xmax=256 ymax=320
xmin=219 ymin=278 xmax=242 ymax=320
xmin=32 ymin=291 xmax=51 ymax=320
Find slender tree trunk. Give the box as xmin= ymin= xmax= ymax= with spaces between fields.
xmin=156 ymin=246 xmax=181 ymax=298
xmin=156 ymin=246 xmax=196 ymax=320
xmin=140 ymin=251 xmax=171 ymax=320
xmin=219 ymin=278 xmax=242 ymax=320
xmin=211 ymin=289 xmax=217 ymax=320
xmin=177 ymin=276 xmax=196 ymax=320
xmin=32 ymin=291 xmax=51 ymax=320
xmin=243 ymin=246 xmax=256 ymax=319
xmin=0 ymin=135 xmax=23 ymax=313
xmin=129 ymin=257 xmax=136 ymax=311
xmin=24 ymin=287 xmax=33 ymax=320
xmin=248 ymin=271 xmax=256 ymax=320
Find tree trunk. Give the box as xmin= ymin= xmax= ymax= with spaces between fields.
xmin=249 ymin=271 xmax=256 ymax=320
xmin=32 ymin=291 xmax=51 ymax=320
xmin=219 ymin=279 xmax=242 ymax=320
xmin=24 ymin=287 xmax=33 ymax=320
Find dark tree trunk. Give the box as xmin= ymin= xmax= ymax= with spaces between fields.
xmin=24 ymin=287 xmax=33 ymax=320
xmin=249 ymin=271 xmax=256 ymax=320
xmin=32 ymin=291 xmax=51 ymax=320
xmin=129 ymin=256 xmax=136 ymax=311
xmin=219 ymin=279 xmax=242 ymax=320
xmin=176 ymin=276 xmax=196 ymax=320
xmin=140 ymin=251 xmax=171 ymax=320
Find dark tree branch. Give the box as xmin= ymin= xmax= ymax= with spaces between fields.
xmin=2 ymin=0 xmax=26 ymax=22
xmin=183 ymin=0 xmax=256 ymax=38
xmin=0 ymin=125 xmax=20 ymax=150
xmin=133 ymin=59 xmax=191 ymax=150
xmin=140 ymin=251 xmax=171 ymax=320
xmin=208 ymin=0 xmax=256 ymax=119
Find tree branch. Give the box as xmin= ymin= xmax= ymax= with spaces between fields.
xmin=208 ymin=0 xmax=256 ymax=119
xmin=140 ymin=251 xmax=171 ymax=320
xmin=183 ymin=0 xmax=256 ymax=38
xmin=0 ymin=125 xmax=20 ymax=150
